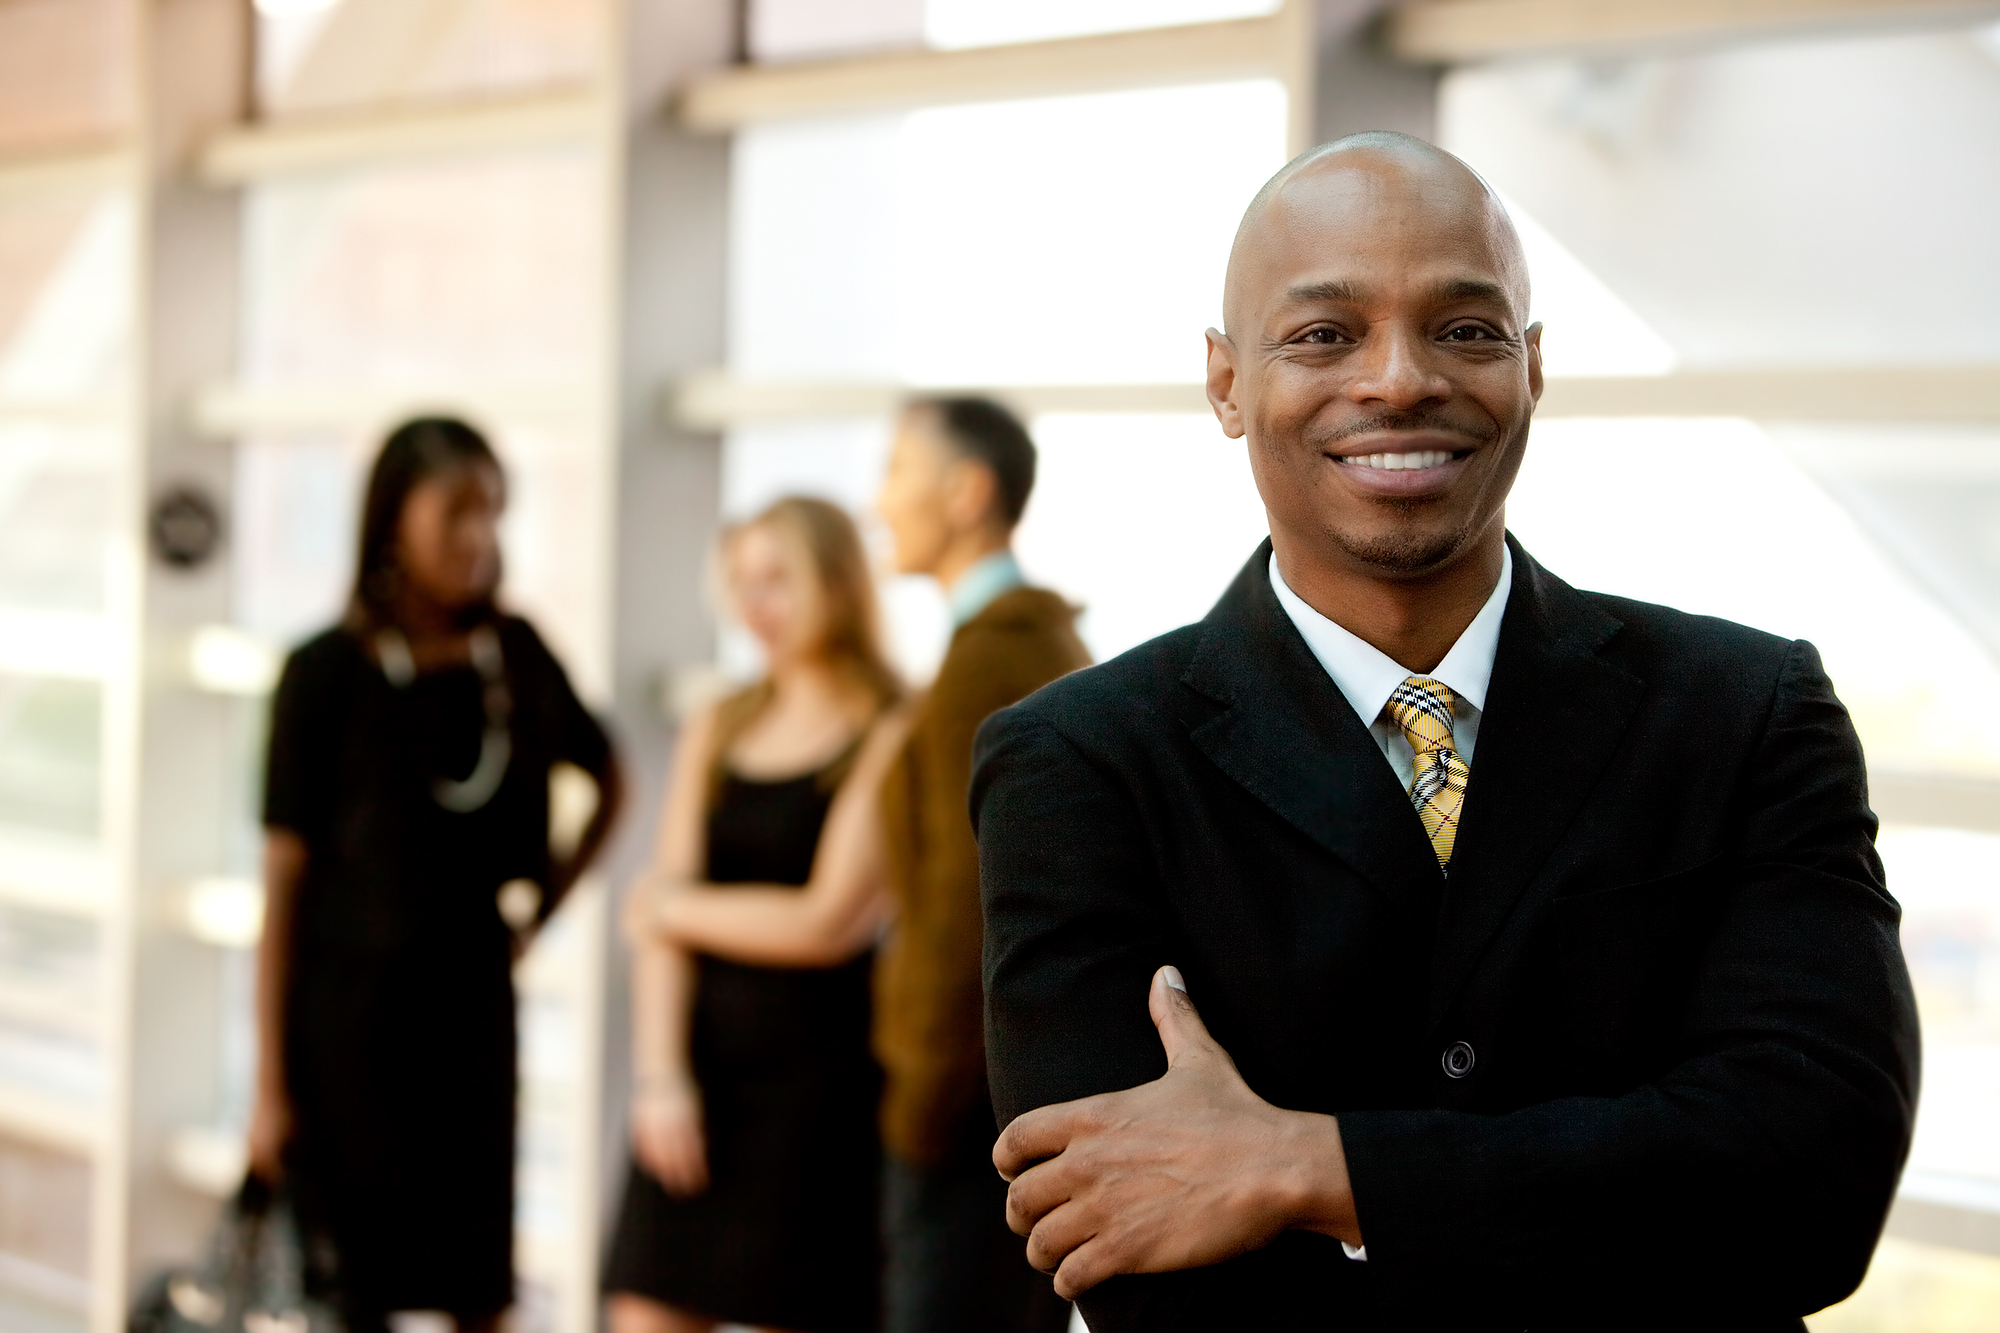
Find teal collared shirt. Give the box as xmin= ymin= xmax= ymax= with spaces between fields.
xmin=948 ymin=550 xmax=1025 ymax=627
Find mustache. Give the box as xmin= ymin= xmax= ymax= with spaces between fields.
xmin=1315 ymin=410 xmax=1494 ymax=449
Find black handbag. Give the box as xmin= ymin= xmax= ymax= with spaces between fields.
xmin=128 ymin=1176 xmax=344 ymax=1333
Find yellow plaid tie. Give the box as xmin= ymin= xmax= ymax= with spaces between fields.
xmin=1384 ymin=676 xmax=1468 ymax=871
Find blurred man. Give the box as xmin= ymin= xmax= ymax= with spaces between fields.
xmin=874 ymin=397 xmax=1089 ymax=1333
xmin=977 ymin=133 xmax=1918 ymax=1330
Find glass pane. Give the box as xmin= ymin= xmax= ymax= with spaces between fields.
xmin=243 ymin=151 xmax=593 ymax=391
xmin=260 ymin=0 xmax=601 ymax=118
xmin=231 ymin=432 xmax=369 ymax=643
xmin=0 ymin=677 xmax=100 ymax=840
xmin=0 ymin=0 xmax=133 ymax=154
xmin=0 ymin=192 xmax=132 ymax=403
xmin=0 ymin=425 xmax=115 ymax=616
xmin=0 ymin=1134 xmax=92 ymax=1330
xmin=1015 ymin=414 xmax=1267 ymax=660
xmin=1880 ymin=826 xmax=2000 ymax=1187
xmin=729 ymin=84 xmax=1289 ymax=387
xmin=1439 ymin=30 xmax=2000 ymax=379
xmin=896 ymin=80 xmax=1287 ymax=386
xmin=1507 ymin=418 xmax=2000 ymax=780
xmin=729 ymin=115 xmax=904 ymax=382
xmin=925 ymin=0 xmax=1279 ymax=49
xmin=0 ymin=902 xmax=100 ymax=1105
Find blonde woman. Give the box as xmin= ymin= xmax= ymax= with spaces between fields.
xmin=605 ymin=497 xmax=906 ymax=1333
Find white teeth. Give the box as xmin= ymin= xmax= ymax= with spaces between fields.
xmin=1343 ymin=451 xmax=1454 ymax=470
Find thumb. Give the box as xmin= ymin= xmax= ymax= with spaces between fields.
xmin=1148 ymin=965 xmax=1220 ymax=1067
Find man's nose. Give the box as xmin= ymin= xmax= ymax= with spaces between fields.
xmin=1345 ymin=325 xmax=1449 ymax=410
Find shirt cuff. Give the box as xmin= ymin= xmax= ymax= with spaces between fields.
xmin=1342 ymin=1242 xmax=1368 ymax=1262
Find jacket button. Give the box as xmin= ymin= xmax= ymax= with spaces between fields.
xmin=1441 ymin=1041 xmax=1476 ymax=1079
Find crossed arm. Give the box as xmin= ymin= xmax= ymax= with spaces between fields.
xmin=625 ymin=703 xmax=911 ymax=967
xmin=994 ymin=965 xmax=1360 ymax=1299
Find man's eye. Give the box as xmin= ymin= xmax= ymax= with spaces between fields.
xmin=1301 ymin=328 xmax=1348 ymax=344
xmin=1443 ymin=325 xmax=1498 ymax=342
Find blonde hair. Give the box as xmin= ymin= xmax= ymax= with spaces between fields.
xmin=709 ymin=496 xmax=901 ymax=793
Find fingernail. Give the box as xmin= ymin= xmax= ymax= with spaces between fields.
xmin=1162 ymin=965 xmax=1187 ymax=994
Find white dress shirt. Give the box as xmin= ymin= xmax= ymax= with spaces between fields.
xmin=1268 ymin=545 xmax=1513 ymax=790
xmin=1265 ymin=545 xmax=1513 ymax=1263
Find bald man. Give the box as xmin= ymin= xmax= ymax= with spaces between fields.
xmin=975 ymin=133 xmax=1917 ymax=1331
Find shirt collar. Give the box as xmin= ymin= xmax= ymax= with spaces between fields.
xmin=1268 ymin=543 xmax=1513 ymax=726
xmin=948 ymin=549 xmax=1025 ymax=627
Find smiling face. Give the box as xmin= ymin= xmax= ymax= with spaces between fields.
xmin=1207 ymin=139 xmax=1542 ymax=582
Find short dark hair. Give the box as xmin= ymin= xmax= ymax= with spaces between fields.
xmin=345 ymin=416 xmax=503 ymax=633
xmin=909 ymin=396 xmax=1037 ymax=528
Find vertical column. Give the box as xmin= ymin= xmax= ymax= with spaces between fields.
xmin=1314 ymin=0 xmax=1441 ymax=146
xmin=98 ymin=1 xmax=248 ymax=1327
xmin=587 ymin=1 xmax=733 ymax=1330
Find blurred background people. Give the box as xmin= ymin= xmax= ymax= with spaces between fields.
xmin=249 ymin=417 xmax=623 ymax=1333
xmin=872 ymin=399 xmax=1090 ymax=1333
xmin=604 ymin=497 xmax=907 ymax=1333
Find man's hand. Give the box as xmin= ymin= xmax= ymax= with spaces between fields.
xmin=992 ymin=966 xmax=1360 ymax=1298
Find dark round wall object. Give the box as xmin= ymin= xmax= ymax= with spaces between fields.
xmin=149 ymin=485 xmax=224 ymax=570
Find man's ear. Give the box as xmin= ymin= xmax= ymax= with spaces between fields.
xmin=1205 ymin=328 xmax=1245 ymax=440
xmin=944 ymin=457 xmax=1002 ymax=536
xmin=1525 ymin=321 xmax=1545 ymax=405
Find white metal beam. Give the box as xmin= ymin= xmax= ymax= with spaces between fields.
xmin=0 ymin=1083 xmax=105 ymax=1157
xmin=667 ymin=366 xmax=2000 ymax=428
xmin=196 ymin=88 xmax=601 ymax=184
xmin=677 ymin=5 xmax=1309 ymax=133
xmin=1868 ymin=770 xmax=2000 ymax=832
xmin=189 ymin=380 xmax=595 ymax=435
xmin=1887 ymin=1172 xmax=2000 ymax=1257
xmin=0 ymin=829 xmax=114 ymax=920
xmin=1388 ymin=0 xmax=2000 ymax=63
xmin=0 ymin=145 xmax=131 ymax=201
xmin=668 ymin=372 xmax=1212 ymax=429
xmin=1538 ymin=366 xmax=2000 ymax=420
xmin=0 ymin=393 xmax=126 ymax=426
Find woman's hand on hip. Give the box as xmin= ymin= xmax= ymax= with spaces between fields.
xmin=247 ymin=1084 xmax=293 ymax=1182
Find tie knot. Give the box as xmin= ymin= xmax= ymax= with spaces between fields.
xmin=1385 ymin=677 xmax=1458 ymax=754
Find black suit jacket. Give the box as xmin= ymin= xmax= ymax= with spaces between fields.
xmin=973 ymin=537 xmax=1918 ymax=1332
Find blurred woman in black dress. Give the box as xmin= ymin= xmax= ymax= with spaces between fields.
xmin=248 ymin=417 xmax=622 ymax=1333
xmin=605 ymin=497 xmax=908 ymax=1333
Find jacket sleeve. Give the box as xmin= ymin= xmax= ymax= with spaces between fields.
xmin=977 ymin=705 xmax=1348 ymax=1330
xmin=895 ymin=642 xmax=1052 ymax=1154
xmin=1339 ymin=639 xmax=1920 ymax=1325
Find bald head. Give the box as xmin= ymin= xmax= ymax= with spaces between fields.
xmin=1203 ymin=129 xmax=1543 ymax=602
xmin=1223 ymin=132 xmax=1531 ymax=338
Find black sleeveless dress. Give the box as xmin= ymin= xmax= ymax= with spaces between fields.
xmin=604 ymin=751 xmax=882 ymax=1332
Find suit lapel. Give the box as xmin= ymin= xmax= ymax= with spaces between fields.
xmin=1427 ymin=537 xmax=1643 ymax=1024
xmin=1182 ymin=543 xmax=1443 ymax=919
